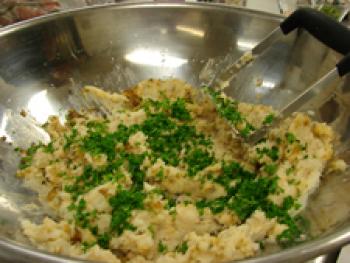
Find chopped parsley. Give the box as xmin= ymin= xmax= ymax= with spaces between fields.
xmin=72 ymin=198 xmax=91 ymax=228
xmin=300 ymin=143 xmax=308 ymax=151
xmin=170 ymin=99 xmax=192 ymax=121
xmin=109 ymin=187 xmax=145 ymax=235
xmin=43 ymin=142 xmax=54 ymax=153
xmin=20 ymin=91 xmax=309 ymax=251
xmin=256 ymin=146 xmax=279 ymax=161
xmin=96 ymin=233 xmax=111 ymax=249
xmin=198 ymin=161 xmax=280 ymax=221
xmin=263 ymin=164 xmax=278 ymax=176
xmin=81 ymin=241 xmax=95 ymax=252
xmin=64 ymin=159 xmax=125 ymax=200
xmin=165 ymin=198 xmax=177 ymax=210
xmin=64 ymin=128 xmax=78 ymax=150
xmin=142 ymin=98 xmax=191 ymax=121
xmin=156 ymin=168 xmax=164 ymax=180
xmin=286 ymin=166 xmax=295 ymax=175
xmin=158 ymin=241 xmax=168 ymax=253
xmin=227 ymin=176 xmax=278 ymax=220
xmin=285 ymin=132 xmax=297 ymax=144
xmin=175 ymin=241 xmax=188 ymax=254
xmin=240 ymin=123 xmax=255 ymax=138
xmin=185 ymin=148 xmax=215 ymax=177
xmin=205 ymin=88 xmax=242 ymax=125
xmin=214 ymin=161 xmax=255 ymax=190
xmin=81 ymin=124 xmax=139 ymax=161
xmin=19 ymin=143 xmax=43 ymax=169
xmin=140 ymin=101 xmax=213 ymax=170
xmin=205 ymin=88 xmax=255 ymax=137
xmin=198 ymin=161 xmax=304 ymax=245
xmin=86 ymin=120 xmax=108 ymax=133
xmin=262 ymin=197 xmax=306 ymax=247
xmin=263 ymin=113 xmax=275 ymax=125
xmin=196 ymin=197 xmax=227 ymax=214
xmin=125 ymin=153 xmax=147 ymax=191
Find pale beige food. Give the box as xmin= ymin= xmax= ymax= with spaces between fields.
xmin=18 ymin=79 xmax=336 ymax=263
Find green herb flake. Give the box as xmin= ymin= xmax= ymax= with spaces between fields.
xmin=158 ymin=241 xmax=168 ymax=253
xmin=97 ymin=233 xmax=111 ymax=249
xmin=285 ymin=132 xmax=297 ymax=144
xmin=185 ymin=148 xmax=215 ymax=177
xmin=86 ymin=120 xmax=108 ymax=134
xmin=19 ymin=143 xmax=42 ymax=169
xmin=73 ymin=198 xmax=91 ymax=229
xmin=170 ymin=99 xmax=192 ymax=121
xmin=240 ymin=123 xmax=255 ymax=138
xmin=259 ymin=241 xmax=265 ymax=250
xmin=109 ymin=187 xmax=145 ymax=235
xmin=81 ymin=124 xmax=139 ymax=161
xmin=286 ymin=166 xmax=295 ymax=176
xmin=165 ymin=198 xmax=177 ymax=210
xmin=287 ymin=178 xmax=298 ymax=185
xmin=205 ymin=88 xmax=255 ymax=137
xmin=262 ymin=200 xmax=305 ymax=247
xmin=175 ymin=241 xmax=188 ymax=254
xmin=81 ymin=241 xmax=96 ymax=252
xmin=148 ymin=225 xmax=155 ymax=238
xmin=263 ymin=113 xmax=275 ymax=125
xmin=228 ymin=176 xmax=278 ymax=220
xmin=43 ymin=142 xmax=54 ymax=153
xmin=156 ymin=168 xmax=164 ymax=180
xmin=64 ymin=128 xmax=78 ymax=150
xmin=14 ymin=147 xmax=21 ymax=152
xmin=256 ymin=146 xmax=279 ymax=161
xmin=263 ymin=164 xmax=278 ymax=176
xmin=183 ymin=200 xmax=192 ymax=206
xmin=300 ymin=143 xmax=308 ymax=151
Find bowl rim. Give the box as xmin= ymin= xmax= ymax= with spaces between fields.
xmin=0 ymin=1 xmax=283 ymax=38
xmin=0 ymin=2 xmax=349 ymax=263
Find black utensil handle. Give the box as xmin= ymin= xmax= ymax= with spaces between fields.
xmin=337 ymin=53 xmax=350 ymax=76
xmin=280 ymin=7 xmax=350 ymax=55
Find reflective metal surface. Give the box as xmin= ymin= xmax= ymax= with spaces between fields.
xmin=209 ymin=27 xmax=284 ymax=89
xmin=0 ymin=2 xmax=349 ymax=263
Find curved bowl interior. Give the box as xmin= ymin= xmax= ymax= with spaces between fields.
xmin=0 ymin=3 xmax=350 ymax=263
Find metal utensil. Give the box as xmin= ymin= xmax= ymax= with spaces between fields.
xmin=244 ymin=8 xmax=350 ymax=143
xmin=247 ymin=52 xmax=350 ymax=144
xmin=209 ymin=7 xmax=350 ymax=89
xmin=206 ymin=8 xmax=350 ymax=143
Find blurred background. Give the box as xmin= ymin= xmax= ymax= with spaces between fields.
xmin=0 ymin=0 xmax=349 ymax=26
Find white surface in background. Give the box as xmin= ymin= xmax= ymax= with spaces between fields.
xmin=338 ymin=244 xmax=350 ymax=263
xmin=246 ymin=0 xmax=280 ymax=14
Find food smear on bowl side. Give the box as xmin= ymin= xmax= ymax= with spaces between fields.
xmin=17 ymin=79 xmax=335 ymax=263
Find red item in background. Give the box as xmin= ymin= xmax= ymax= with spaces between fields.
xmin=0 ymin=0 xmax=61 ymax=26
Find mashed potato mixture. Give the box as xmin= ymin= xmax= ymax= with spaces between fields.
xmin=17 ymin=79 xmax=335 ymax=263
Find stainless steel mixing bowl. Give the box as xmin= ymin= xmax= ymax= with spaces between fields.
xmin=0 ymin=2 xmax=350 ymax=263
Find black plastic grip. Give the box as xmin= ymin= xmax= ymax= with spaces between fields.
xmin=280 ymin=8 xmax=350 ymax=55
xmin=337 ymin=53 xmax=350 ymax=76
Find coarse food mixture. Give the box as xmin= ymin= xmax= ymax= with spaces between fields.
xmin=17 ymin=79 xmax=336 ymax=263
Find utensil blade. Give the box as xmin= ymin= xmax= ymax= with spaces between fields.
xmin=210 ymin=27 xmax=284 ymax=89
xmin=247 ymin=68 xmax=339 ymax=145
